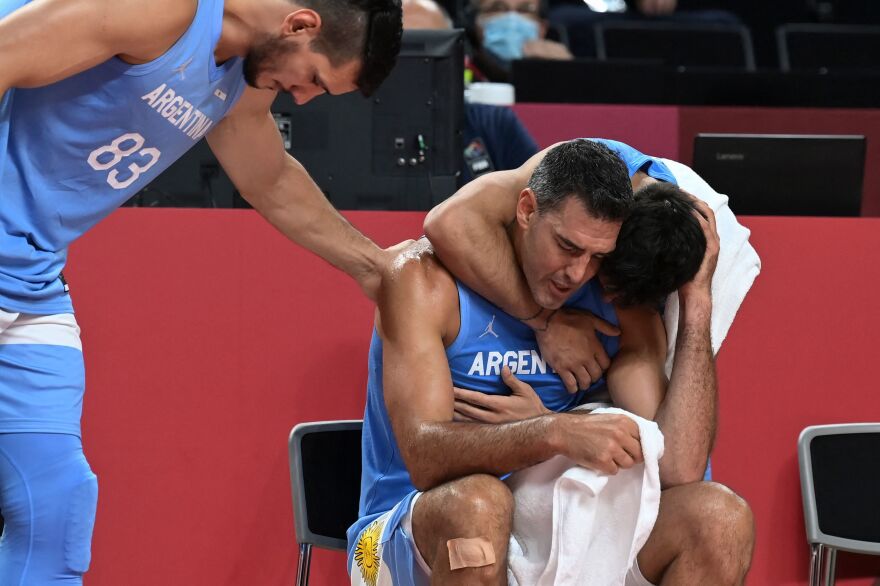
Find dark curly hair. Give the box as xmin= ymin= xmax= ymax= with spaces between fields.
xmin=528 ymin=139 xmax=634 ymax=221
xmin=600 ymin=182 xmax=706 ymax=308
xmin=298 ymin=0 xmax=403 ymax=96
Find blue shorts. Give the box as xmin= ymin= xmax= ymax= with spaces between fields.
xmin=0 ymin=309 xmax=84 ymax=435
xmin=0 ymin=309 xmax=96 ymax=584
xmin=348 ymin=491 xmax=431 ymax=586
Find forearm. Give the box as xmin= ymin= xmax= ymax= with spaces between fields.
xmin=431 ymin=218 xmax=539 ymax=319
xmin=655 ymin=292 xmax=716 ymax=486
xmin=249 ymin=156 xmax=381 ymax=283
xmin=424 ymin=174 xmax=548 ymax=323
xmin=402 ymin=415 xmax=559 ymax=491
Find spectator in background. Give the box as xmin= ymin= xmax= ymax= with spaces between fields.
xmin=403 ymin=0 xmax=541 ymax=181
xmin=548 ymin=0 xmax=742 ymax=58
xmin=464 ymin=0 xmax=574 ymax=81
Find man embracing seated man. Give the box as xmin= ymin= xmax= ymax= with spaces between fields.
xmin=347 ymin=140 xmax=754 ymax=586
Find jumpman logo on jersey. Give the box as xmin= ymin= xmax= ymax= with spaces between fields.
xmin=174 ymin=57 xmax=193 ymax=80
xmin=479 ymin=315 xmax=500 ymax=339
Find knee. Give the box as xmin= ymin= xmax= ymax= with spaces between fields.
xmin=441 ymin=474 xmax=514 ymax=535
xmin=687 ymin=483 xmax=755 ymax=578
xmin=694 ymin=482 xmax=755 ymax=546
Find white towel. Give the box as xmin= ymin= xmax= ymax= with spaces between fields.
xmin=506 ymin=407 xmax=665 ymax=586
xmin=659 ymin=159 xmax=762 ymax=376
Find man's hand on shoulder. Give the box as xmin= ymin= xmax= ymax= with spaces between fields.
xmin=359 ymin=239 xmax=418 ymax=302
xmin=532 ymin=308 xmax=620 ymax=393
xmin=376 ymin=237 xmax=458 ymax=348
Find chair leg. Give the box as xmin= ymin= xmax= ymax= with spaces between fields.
xmin=809 ymin=543 xmax=824 ymax=586
xmin=824 ymin=547 xmax=837 ymax=586
xmin=296 ymin=543 xmax=312 ymax=586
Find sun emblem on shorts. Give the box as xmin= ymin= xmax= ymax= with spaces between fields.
xmin=354 ymin=519 xmax=384 ymax=586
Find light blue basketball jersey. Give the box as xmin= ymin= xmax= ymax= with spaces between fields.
xmin=0 ymin=0 xmax=247 ymax=314
xmin=590 ymin=138 xmax=678 ymax=186
xmin=347 ymin=279 xmax=620 ymax=564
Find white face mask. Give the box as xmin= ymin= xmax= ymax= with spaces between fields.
xmin=480 ymin=12 xmax=540 ymax=61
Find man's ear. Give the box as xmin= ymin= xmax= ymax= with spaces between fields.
xmin=516 ymin=188 xmax=538 ymax=229
xmin=282 ymin=9 xmax=323 ymax=38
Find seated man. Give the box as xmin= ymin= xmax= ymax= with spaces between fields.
xmin=348 ymin=140 xmax=754 ymax=585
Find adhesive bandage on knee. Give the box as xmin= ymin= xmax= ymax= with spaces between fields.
xmin=446 ymin=537 xmax=495 ymax=570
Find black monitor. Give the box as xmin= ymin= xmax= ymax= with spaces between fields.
xmin=692 ymin=133 xmax=866 ymax=216
xmin=131 ymin=29 xmax=464 ymax=210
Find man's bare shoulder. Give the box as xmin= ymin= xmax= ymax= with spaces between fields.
xmin=378 ymin=238 xmax=459 ymax=339
xmin=112 ymin=0 xmax=199 ymax=64
xmin=0 ymin=0 xmax=198 ymax=92
xmin=385 ymin=238 xmax=457 ymax=299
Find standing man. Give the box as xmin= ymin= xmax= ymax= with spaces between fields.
xmin=0 ymin=0 xmax=402 ymax=582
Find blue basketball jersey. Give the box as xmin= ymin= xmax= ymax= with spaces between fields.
xmin=348 ymin=278 xmax=620 ymax=562
xmin=590 ymin=138 xmax=678 ymax=186
xmin=0 ymin=0 xmax=247 ymax=314
xmin=347 ymin=138 xmax=678 ymax=563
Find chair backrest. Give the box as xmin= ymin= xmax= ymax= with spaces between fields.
xmin=594 ymin=21 xmax=755 ymax=71
xmin=778 ymin=24 xmax=880 ymax=73
xmin=288 ymin=420 xmax=364 ymax=551
xmin=798 ymin=423 xmax=880 ymax=554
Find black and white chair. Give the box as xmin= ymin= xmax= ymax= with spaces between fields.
xmin=288 ymin=420 xmax=363 ymax=586
xmin=798 ymin=423 xmax=880 ymax=586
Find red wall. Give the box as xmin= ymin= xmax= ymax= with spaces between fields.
xmin=66 ymin=209 xmax=880 ymax=585
xmin=513 ymin=104 xmax=880 ymax=216
xmin=512 ymin=104 xmax=681 ymax=160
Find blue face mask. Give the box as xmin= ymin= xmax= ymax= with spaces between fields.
xmin=481 ymin=12 xmax=540 ymax=61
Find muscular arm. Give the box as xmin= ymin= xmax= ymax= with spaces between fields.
xmin=423 ymin=146 xmax=554 ymax=322
xmin=653 ymin=291 xmax=715 ymax=486
xmin=607 ymin=300 xmax=713 ymax=487
xmin=0 ymin=0 xmax=193 ymax=96
xmin=207 ymin=88 xmax=385 ymax=297
xmin=608 ymin=203 xmax=719 ymax=487
xmin=653 ymin=202 xmax=719 ymax=486
xmin=380 ymin=245 xmax=643 ymax=490
xmin=379 ymin=248 xmax=559 ymax=491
